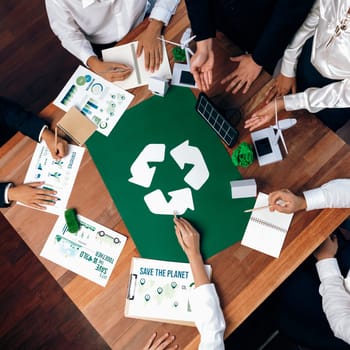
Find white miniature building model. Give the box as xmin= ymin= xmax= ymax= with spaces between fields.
xmin=148 ymin=76 xmax=169 ymax=97
xmin=230 ymin=179 xmax=257 ymax=199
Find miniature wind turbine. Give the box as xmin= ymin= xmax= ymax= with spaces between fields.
xmin=160 ymin=27 xmax=196 ymax=68
xmin=250 ymin=98 xmax=297 ymax=166
xmin=159 ymin=28 xmax=197 ymax=88
xmin=271 ymin=98 xmax=297 ymax=154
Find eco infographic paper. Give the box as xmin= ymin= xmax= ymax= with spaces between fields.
xmin=21 ymin=142 xmax=85 ymax=215
xmin=54 ymin=65 xmax=134 ymax=136
xmin=41 ymin=214 xmax=127 ymax=287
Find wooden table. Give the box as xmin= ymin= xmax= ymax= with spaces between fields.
xmin=1 ymin=1 xmax=350 ymax=349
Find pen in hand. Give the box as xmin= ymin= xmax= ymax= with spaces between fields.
xmin=244 ymin=200 xmax=289 ymax=213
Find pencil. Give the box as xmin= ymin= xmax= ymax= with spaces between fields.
xmin=54 ymin=126 xmax=57 ymax=153
xmin=244 ymin=205 xmax=272 ymax=213
xmin=244 ymin=201 xmax=290 ymax=213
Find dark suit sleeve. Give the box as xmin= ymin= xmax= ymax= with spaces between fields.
xmin=252 ymin=0 xmax=315 ymax=74
xmin=0 ymin=183 xmax=11 ymax=208
xmin=0 ymin=96 xmax=47 ymax=141
xmin=185 ymin=0 xmax=216 ymax=41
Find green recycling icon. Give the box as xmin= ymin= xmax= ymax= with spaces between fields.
xmin=128 ymin=140 xmax=209 ymax=215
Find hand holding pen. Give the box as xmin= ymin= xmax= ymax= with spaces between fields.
xmin=268 ymin=189 xmax=307 ymax=214
xmin=87 ymin=56 xmax=133 ymax=82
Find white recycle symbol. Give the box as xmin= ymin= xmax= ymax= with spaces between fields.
xmin=128 ymin=140 xmax=210 ymax=215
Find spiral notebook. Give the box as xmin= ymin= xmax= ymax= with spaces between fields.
xmin=241 ymin=192 xmax=294 ymax=258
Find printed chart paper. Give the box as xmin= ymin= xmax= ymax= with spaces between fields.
xmin=21 ymin=142 xmax=84 ymax=215
xmin=53 ymin=65 xmax=134 ymax=136
xmin=41 ymin=214 xmax=127 ymax=287
xmin=125 ymin=257 xmax=211 ymax=325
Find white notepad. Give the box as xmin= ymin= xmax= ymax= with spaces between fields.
xmin=241 ymin=192 xmax=294 ymax=258
xmin=102 ymin=40 xmax=172 ymax=90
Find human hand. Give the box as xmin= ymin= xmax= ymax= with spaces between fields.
xmin=221 ymin=54 xmax=262 ymax=94
xmin=143 ymin=332 xmax=178 ymax=350
xmin=174 ymin=217 xmax=201 ymax=260
xmin=41 ymin=128 xmax=68 ymax=160
xmin=313 ymin=235 xmax=338 ymax=261
xmin=137 ymin=19 xmax=163 ymax=72
xmin=87 ymin=56 xmax=132 ymax=82
xmin=265 ymin=74 xmax=296 ymax=104
xmin=190 ymin=39 xmax=214 ymax=91
xmin=7 ymin=182 xmax=58 ymax=210
xmin=244 ymin=97 xmax=285 ymax=131
xmin=268 ymin=189 xmax=306 ymax=214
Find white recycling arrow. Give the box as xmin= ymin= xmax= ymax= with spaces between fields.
xmin=128 ymin=144 xmax=165 ymax=188
xmin=144 ymin=188 xmax=194 ymax=215
xmin=170 ymin=140 xmax=209 ymax=190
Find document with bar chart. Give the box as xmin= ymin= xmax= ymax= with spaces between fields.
xmin=53 ymin=65 xmax=134 ymax=136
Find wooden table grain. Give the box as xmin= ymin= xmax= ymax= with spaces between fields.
xmin=1 ymin=1 xmax=350 ymax=349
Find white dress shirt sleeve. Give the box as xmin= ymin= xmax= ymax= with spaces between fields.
xmin=284 ymin=79 xmax=350 ymax=113
xmin=281 ymin=0 xmax=350 ymax=113
xmin=189 ymin=283 xmax=225 ymax=350
xmin=280 ymin=1 xmax=320 ymax=78
xmin=45 ymin=0 xmax=96 ymax=65
xmin=316 ymin=258 xmax=350 ymax=344
xmin=303 ymin=179 xmax=350 ymax=211
xmin=149 ymin=0 xmax=180 ymax=26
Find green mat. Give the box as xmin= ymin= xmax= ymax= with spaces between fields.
xmin=87 ymin=87 xmax=254 ymax=262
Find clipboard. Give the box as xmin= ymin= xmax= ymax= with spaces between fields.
xmin=125 ymin=257 xmax=212 ymax=326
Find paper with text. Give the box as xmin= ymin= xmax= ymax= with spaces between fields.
xmin=125 ymin=257 xmax=211 ymax=325
xmin=53 ymin=65 xmax=134 ymax=136
xmin=20 ymin=142 xmax=85 ymax=215
xmin=41 ymin=214 xmax=127 ymax=287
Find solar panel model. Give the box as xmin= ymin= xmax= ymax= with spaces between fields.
xmin=195 ymin=93 xmax=239 ymax=147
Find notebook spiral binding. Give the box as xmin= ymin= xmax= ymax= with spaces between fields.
xmin=250 ymin=216 xmax=287 ymax=234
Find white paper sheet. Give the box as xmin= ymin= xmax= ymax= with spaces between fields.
xmin=125 ymin=257 xmax=211 ymax=324
xmin=53 ymin=65 xmax=134 ymax=136
xmin=41 ymin=214 xmax=127 ymax=287
xmin=20 ymin=142 xmax=85 ymax=215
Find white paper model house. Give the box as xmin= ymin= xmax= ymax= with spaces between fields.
xmin=148 ymin=76 xmax=169 ymax=97
xmin=230 ymin=179 xmax=257 ymax=199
